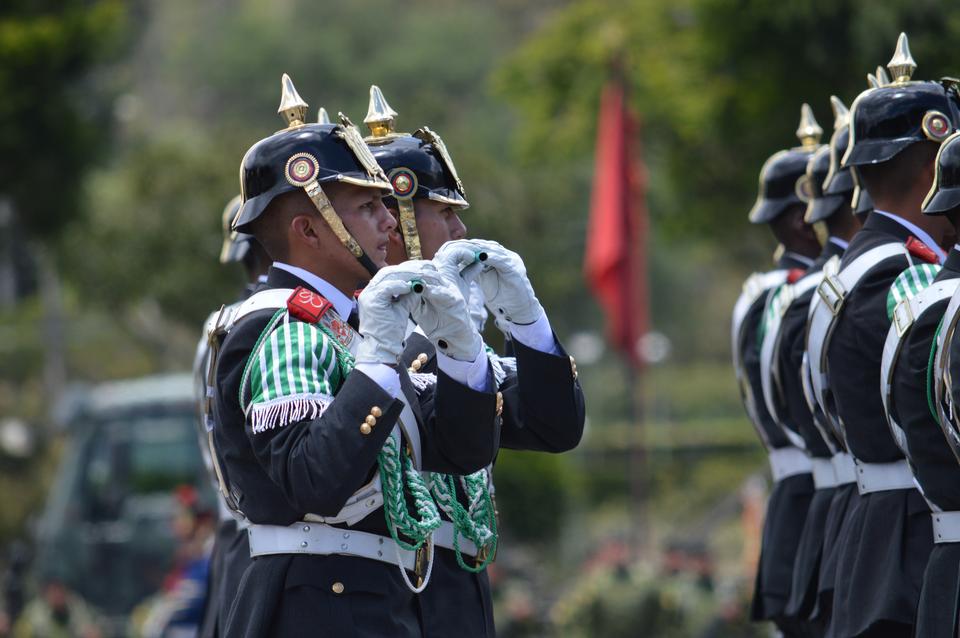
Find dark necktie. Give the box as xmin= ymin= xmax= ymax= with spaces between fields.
xmin=347 ymin=307 xmax=360 ymax=331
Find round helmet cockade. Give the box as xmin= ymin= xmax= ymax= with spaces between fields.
xmin=748 ymin=104 xmax=824 ymax=224
xmin=233 ymin=74 xmax=392 ymax=275
xmin=362 ymin=85 xmax=468 ymax=260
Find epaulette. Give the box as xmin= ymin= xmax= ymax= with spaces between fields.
xmin=786 ymin=268 xmax=806 ymax=284
xmin=287 ymin=286 xmax=333 ymax=324
xmin=906 ymin=236 xmax=939 ymax=264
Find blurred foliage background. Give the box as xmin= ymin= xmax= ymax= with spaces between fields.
xmin=2 ymin=0 xmax=959 ymax=635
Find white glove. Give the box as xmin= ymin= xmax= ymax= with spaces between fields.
xmin=355 ymin=265 xmax=425 ymax=365
xmin=408 ymin=269 xmax=484 ymax=362
xmin=434 ymin=239 xmax=544 ymax=326
xmin=466 ymin=281 xmax=489 ymax=333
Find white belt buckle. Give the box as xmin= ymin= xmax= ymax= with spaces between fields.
xmin=818 ymin=275 xmax=846 ymax=316
xmin=892 ymin=300 xmax=915 ymax=338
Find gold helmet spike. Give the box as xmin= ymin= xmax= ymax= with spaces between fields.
xmin=364 ymin=85 xmax=398 ymax=139
xmin=867 ymin=72 xmax=880 ymax=89
xmin=887 ymin=32 xmax=917 ymax=84
xmin=875 ymin=65 xmax=891 ymax=87
xmin=830 ymin=96 xmax=849 ymax=130
xmin=278 ymin=73 xmax=309 ymax=128
xmin=317 ymin=107 xmax=331 ymax=124
xmin=796 ymin=103 xmax=823 ymax=149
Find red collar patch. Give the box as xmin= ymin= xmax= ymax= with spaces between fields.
xmin=786 ymin=268 xmax=805 ymax=284
xmin=905 ymin=236 xmax=939 ymax=264
xmin=287 ymin=286 xmax=333 ymax=323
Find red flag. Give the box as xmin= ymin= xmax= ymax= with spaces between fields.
xmin=584 ymin=80 xmax=648 ymax=369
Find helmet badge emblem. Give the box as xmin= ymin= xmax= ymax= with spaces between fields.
xmin=390 ymin=168 xmax=418 ymax=199
xmin=922 ymin=111 xmax=952 ymax=142
xmin=285 ymin=152 xmax=320 ymax=186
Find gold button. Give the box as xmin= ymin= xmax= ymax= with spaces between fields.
xmin=417 ymin=353 xmax=429 ymax=365
xmin=410 ymin=359 xmax=422 ymax=372
xmin=570 ymin=356 xmax=578 ymax=380
xmin=371 ymin=406 xmax=382 ymax=418
xmin=332 ymin=582 xmax=344 ymax=594
xmin=365 ymin=415 xmax=377 ymax=426
xmin=360 ymin=423 xmax=372 ymax=435
xmin=495 ymin=391 xmax=504 ymax=416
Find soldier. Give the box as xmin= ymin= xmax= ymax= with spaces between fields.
xmin=194 ymin=195 xmax=270 ymax=638
xmin=886 ymin=130 xmax=960 ymax=638
xmin=808 ymin=33 xmax=959 ymax=637
xmin=732 ymin=104 xmax=822 ymax=636
xmin=758 ymin=96 xmax=862 ymax=633
xmin=361 ymin=85 xmax=585 ymax=638
xmin=212 ymin=74 xmax=501 ymax=637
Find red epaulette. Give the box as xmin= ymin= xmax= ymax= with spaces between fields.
xmin=905 ymin=236 xmax=939 ymax=264
xmin=287 ymin=286 xmax=333 ymax=324
xmin=786 ymin=268 xmax=805 ymax=284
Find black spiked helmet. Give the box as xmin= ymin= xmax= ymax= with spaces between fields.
xmin=923 ymin=131 xmax=960 ymax=215
xmin=843 ymin=33 xmax=960 ymax=168
xmin=807 ymin=97 xmax=855 ymax=223
xmin=233 ymin=74 xmax=391 ymax=275
xmin=748 ymin=104 xmax=824 ymax=224
xmin=362 ymin=85 xmax=468 ymax=259
xmin=219 ymin=194 xmax=251 ymax=264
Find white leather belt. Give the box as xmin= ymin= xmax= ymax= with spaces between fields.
xmin=432 ymin=520 xmax=478 ymax=557
xmin=854 ymin=459 xmax=915 ymax=495
xmin=768 ymin=446 xmax=812 ymax=481
xmin=247 ymin=522 xmax=417 ymax=571
xmin=831 ymin=452 xmax=856 ymax=485
xmin=811 ymin=458 xmax=837 ymax=489
xmin=932 ymin=511 xmax=960 ymax=544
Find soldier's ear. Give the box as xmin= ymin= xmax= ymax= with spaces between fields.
xmin=290 ymin=213 xmax=323 ymax=248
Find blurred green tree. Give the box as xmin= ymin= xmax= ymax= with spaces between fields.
xmin=0 ymin=0 xmax=128 ymax=242
xmin=493 ymin=0 xmax=960 ymax=264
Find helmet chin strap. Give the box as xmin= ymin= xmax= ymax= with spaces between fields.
xmin=396 ymin=198 xmax=423 ymax=260
xmin=302 ymin=180 xmax=380 ymax=276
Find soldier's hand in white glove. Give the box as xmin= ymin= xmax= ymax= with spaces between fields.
xmin=409 ymin=269 xmax=484 ymax=362
xmin=355 ymin=264 xmax=425 ymax=365
xmin=466 ymin=281 xmax=489 ymax=333
xmin=435 ymin=239 xmax=544 ymax=326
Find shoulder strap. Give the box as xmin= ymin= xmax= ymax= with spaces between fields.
xmin=880 ymin=278 xmax=960 ymax=457
xmin=806 ymin=242 xmax=910 ymax=445
xmin=758 ymin=268 xmax=829 ymax=450
xmin=731 ymin=269 xmax=787 ymax=450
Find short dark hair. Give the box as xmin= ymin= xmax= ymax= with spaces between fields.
xmin=858 ymin=141 xmax=938 ymax=203
xmin=249 ymin=190 xmax=315 ymax=261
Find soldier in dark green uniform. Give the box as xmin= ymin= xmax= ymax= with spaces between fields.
xmin=210 ymin=74 xmax=502 ymax=638
xmin=362 ymin=85 xmax=585 ymax=638
xmin=732 ymin=104 xmax=822 ymax=637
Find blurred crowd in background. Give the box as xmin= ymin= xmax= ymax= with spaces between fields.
xmin=3 ymin=0 xmax=958 ymax=636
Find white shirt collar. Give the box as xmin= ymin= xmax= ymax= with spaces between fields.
xmin=272 ymin=262 xmax=355 ymax=319
xmin=827 ymin=236 xmax=849 ymax=251
xmin=782 ymin=251 xmax=814 ymax=267
xmin=257 ymin=274 xmax=269 ymax=284
xmin=873 ymin=210 xmax=947 ymax=264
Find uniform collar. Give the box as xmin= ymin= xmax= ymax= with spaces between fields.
xmin=873 ymin=210 xmax=947 ymax=264
xmin=827 ymin=236 xmax=849 ymax=251
xmin=944 ymin=246 xmax=960 ymax=272
xmin=269 ymin=262 xmax=355 ymax=319
xmin=778 ymin=251 xmax=814 ymax=270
